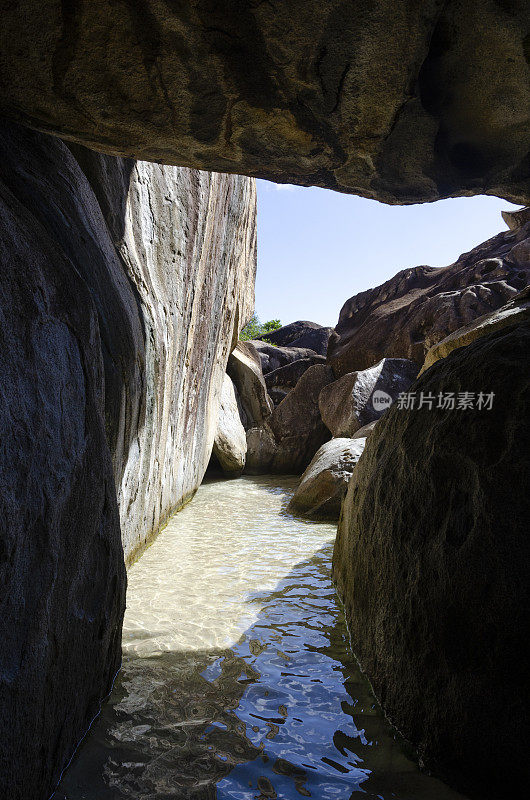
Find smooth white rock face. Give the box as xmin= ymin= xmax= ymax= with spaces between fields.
xmin=113 ymin=164 xmax=257 ymax=562
xmin=213 ymin=374 xmax=247 ymax=474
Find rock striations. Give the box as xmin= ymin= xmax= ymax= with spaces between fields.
xmin=0 ymin=120 xmax=256 ymax=800
xmin=86 ymin=152 xmax=257 ymax=562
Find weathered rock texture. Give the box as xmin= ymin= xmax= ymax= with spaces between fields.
xmin=328 ymin=222 xmax=530 ymax=376
xmin=421 ymin=286 xmax=530 ymax=373
xmin=0 ymin=2 xmax=529 ymax=204
xmin=333 ymin=323 xmax=530 ymax=798
xmin=250 ymin=340 xmax=319 ymax=375
xmin=212 ymin=374 xmax=247 ymax=476
xmin=258 ymin=321 xmax=333 ymax=356
xmin=0 ymin=121 xmax=127 ymax=800
xmin=0 ymin=120 xmax=256 ymax=800
xmin=89 ymin=155 xmax=257 ymax=562
xmin=289 ymin=437 xmax=366 ymax=519
xmin=265 ymin=355 xmax=327 ymax=396
xmin=320 ymin=358 xmax=418 ymax=437
xmin=246 ymin=364 xmax=334 ymax=474
xmin=227 ymin=341 xmax=273 ymax=428
xmin=351 ymin=420 xmax=379 ymax=440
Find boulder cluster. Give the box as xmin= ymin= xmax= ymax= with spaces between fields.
xmin=212 ymin=217 xmax=530 ymax=534
xmin=211 ymin=318 xmax=418 ymax=496
xmin=210 ymin=214 xmax=530 ymax=797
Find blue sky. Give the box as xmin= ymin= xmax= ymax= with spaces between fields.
xmin=255 ymin=180 xmax=520 ymax=328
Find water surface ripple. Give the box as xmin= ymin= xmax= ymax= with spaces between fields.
xmin=54 ymin=476 xmax=468 ymax=800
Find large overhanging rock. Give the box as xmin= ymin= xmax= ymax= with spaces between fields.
xmin=328 ymin=221 xmax=530 ymax=376
xmin=0 ymin=1 xmax=528 ymax=203
xmin=73 ymin=146 xmax=256 ymax=564
xmin=333 ymin=322 xmax=530 ymax=797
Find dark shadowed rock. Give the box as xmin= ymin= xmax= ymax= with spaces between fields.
xmin=0 ymin=136 xmax=126 ymax=800
xmin=320 ymin=358 xmax=418 ymax=436
xmin=250 ymin=340 xmax=319 ymax=374
xmin=212 ymin=375 xmax=247 ymax=476
xmin=333 ymin=322 xmax=530 ymax=798
xmin=0 ymin=121 xmax=257 ymax=565
xmin=268 ymin=387 xmax=289 ymax=407
xmin=421 ymin=286 xmax=530 ymax=374
xmin=246 ymin=364 xmax=334 ymax=474
xmin=328 ymin=223 xmax=530 ymax=376
xmin=258 ymin=321 xmax=333 ymax=356
xmin=288 ymin=437 xmax=366 ymax=519
xmin=0 ymin=2 xmax=528 ymax=203
xmin=265 ymin=355 xmax=327 ymax=396
xmin=227 ymin=342 xmax=273 ymax=428
xmin=0 ymin=120 xmax=256 ymax=800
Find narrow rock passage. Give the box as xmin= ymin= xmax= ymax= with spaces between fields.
xmin=53 ymin=477 xmax=468 ymax=800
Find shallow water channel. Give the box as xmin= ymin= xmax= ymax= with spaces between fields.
xmin=54 ymin=476 xmax=468 ymax=800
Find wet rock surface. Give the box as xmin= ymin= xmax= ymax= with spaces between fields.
xmin=320 ymin=358 xmax=418 ymax=437
xmin=328 ymin=223 xmax=530 ymax=376
xmin=333 ymin=322 xmax=530 ymax=798
xmin=1 ymin=2 xmax=528 ymax=203
xmin=289 ymin=437 xmax=366 ymax=519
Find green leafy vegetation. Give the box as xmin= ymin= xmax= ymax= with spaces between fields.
xmin=239 ymin=314 xmax=282 ymax=342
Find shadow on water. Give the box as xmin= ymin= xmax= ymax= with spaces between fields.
xmin=52 ymin=477 xmax=468 ymax=800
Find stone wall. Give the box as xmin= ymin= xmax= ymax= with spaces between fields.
xmin=0 ymin=119 xmax=256 ymax=799
xmin=73 ymin=149 xmax=257 ymax=562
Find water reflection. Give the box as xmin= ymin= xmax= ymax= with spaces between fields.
xmin=53 ymin=477 xmax=467 ymax=799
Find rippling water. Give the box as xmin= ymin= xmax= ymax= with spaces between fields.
xmin=53 ymin=476 xmax=467 ymax=800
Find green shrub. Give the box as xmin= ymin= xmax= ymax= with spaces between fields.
xmin=239 ymin=314 xmax=282 ymax=342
